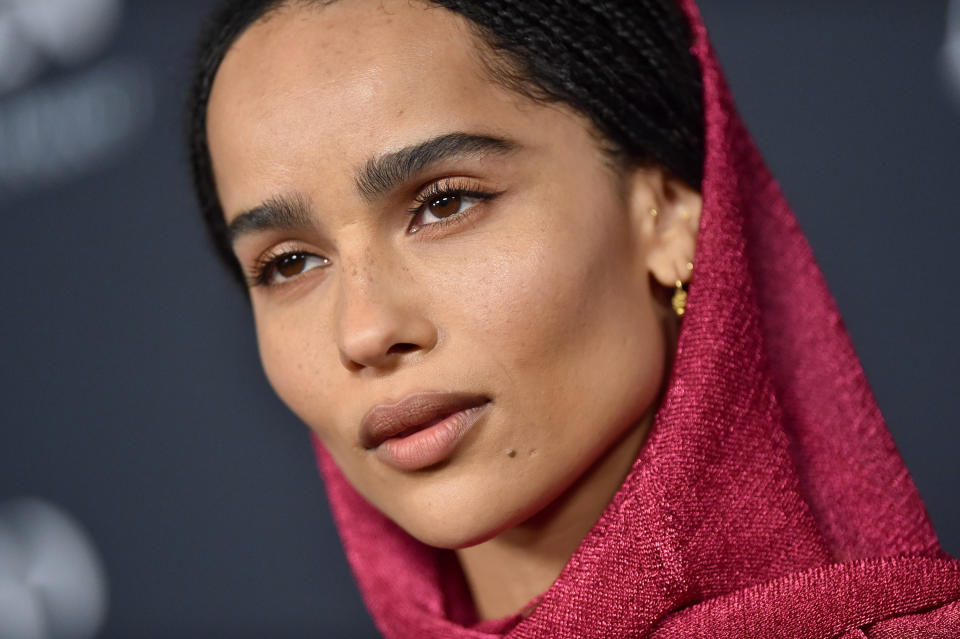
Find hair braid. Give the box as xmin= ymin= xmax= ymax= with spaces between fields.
xmin=428 ymin=0 xmax=703 ymax=184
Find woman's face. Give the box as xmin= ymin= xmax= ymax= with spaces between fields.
xmin=207 ymin=0 xmax=699 ymax=548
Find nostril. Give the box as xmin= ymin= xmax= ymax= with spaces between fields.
xmin=387 ymin=343 xmax=419 ymax=355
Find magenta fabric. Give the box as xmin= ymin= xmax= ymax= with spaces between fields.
xmin=311 ymin=1 xmax=960 ymax=636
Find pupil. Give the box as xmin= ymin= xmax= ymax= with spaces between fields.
xmin=430 ymin=195 xmax=461 ymax=218
xmin=277 ymin=254 xmax=306 ymax=277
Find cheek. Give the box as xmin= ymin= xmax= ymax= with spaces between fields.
xmin=429 ymin=194 xmax=665 ymax=442
xmin=252 ymin=305 xmax=342 ymax=443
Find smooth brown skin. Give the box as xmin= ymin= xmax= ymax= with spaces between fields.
xmin=207 ymin=0 xmax=702 ymax=620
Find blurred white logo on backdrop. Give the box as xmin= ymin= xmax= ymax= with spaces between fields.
xmin=0 ymin=0 xmax=154 ymax=200
xmin=0 ymin=498 xmax=108 ymax=639
xmin=945 ymin=0 xmax=960 ymax=107
xmin=0 ymin=0 xmax=122 ymax=94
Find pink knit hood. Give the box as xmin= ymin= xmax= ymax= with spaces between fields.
xmin=312 ymin=1 xmax=960 ymax=636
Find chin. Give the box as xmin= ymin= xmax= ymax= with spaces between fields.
xmin=409 ymin=526 xmax=496 ymax=551
xmin=390 ymin=500 xmax=517 ymax=550
xmin=385 ymin=476 xmax=556 ymax=550
xmin=404 ymin=517 xmax=517 ymax=551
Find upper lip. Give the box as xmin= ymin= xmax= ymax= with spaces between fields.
xmin=360 ymin=391 xmax=490 ymax=450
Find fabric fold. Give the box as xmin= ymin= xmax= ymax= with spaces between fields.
xmin=311 ymin=0 xmax=960 ymax=636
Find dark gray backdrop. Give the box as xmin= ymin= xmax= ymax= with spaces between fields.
xmin=1 ymin=1 xmax=956 ymax=636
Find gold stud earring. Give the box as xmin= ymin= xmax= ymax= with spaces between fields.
xmin=672 ymin=279 xmax=689 ymax=317
xmin=649 ymin=207 xmax=658 ymax=218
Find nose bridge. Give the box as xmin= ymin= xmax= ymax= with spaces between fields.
xmin=334 ymin=241 xmax=434 ymax=371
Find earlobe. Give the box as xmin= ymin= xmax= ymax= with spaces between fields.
xmin=627 ymin=166 xmax=702 ymax=289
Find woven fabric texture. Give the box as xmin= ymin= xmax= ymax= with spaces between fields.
xmin=311 ymin=1 xmax=960 ymax=636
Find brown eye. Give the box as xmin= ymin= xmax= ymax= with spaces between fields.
xmin=410 ymin=189 xmax=488 ymax=232
xmin=277 ymin=253 xmax=309 ymax=278
xmin=428 ymin=194 xmax=462 ymax=219
xmin=252 ymin=251 xmax=329 ymax=288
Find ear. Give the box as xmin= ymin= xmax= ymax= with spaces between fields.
xmin=625 ymin=165 xmax=702 ymax=289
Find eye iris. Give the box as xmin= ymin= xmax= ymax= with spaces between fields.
xmin=428 ymin=194 xmax=461 ymax=218
xmin=277 ymin=253 xmax=306 ymax=278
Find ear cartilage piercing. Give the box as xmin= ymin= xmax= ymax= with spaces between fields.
xmin=649 ymin=208 xmax=658 ymax=217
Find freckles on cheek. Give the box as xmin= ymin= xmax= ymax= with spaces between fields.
xmin=254 ymin=311 xmax=335 ymax=423
xmin=442 ymin=237 xmax=597 ymax=360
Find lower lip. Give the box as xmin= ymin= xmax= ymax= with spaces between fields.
xmin=375 ymin=402 xmax=489 ymax=471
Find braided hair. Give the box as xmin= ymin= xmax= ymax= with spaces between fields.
xmin=186 ymin=0 xmax=705 ymax=285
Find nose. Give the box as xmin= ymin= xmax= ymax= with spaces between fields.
xmin=334 ymin=256 xmax=438 ymax=372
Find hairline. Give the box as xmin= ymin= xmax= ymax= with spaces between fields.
xmin=242 ymin=0 xmax=631 ymax=168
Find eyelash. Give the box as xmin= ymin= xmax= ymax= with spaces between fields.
xmin=247 ymin=250 xmax=328 ymax=289
xmin=247 ymin=179 xmax=500 ymax=289
xmin=407 ymin=178 xmax=497 ymax=223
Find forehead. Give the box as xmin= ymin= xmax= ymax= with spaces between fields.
xmin=206 ymin=0 xmax=536 ymax=217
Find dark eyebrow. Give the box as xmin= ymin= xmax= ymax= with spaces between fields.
xmin=226 ymin=133 xmax=518 ymax=244
xmin=355 ymin=132 xmax=519 ymax=201
xmin=227 ymin=193 xmax=313 ymax=244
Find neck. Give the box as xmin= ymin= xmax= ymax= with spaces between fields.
xmin=455 ymin=408 xmax=656 ymax=621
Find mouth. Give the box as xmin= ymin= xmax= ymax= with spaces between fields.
xmin=360 ymin=392 xmax=491 ymax=471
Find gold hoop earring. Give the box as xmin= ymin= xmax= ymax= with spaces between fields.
xmin=672 ymin=280 xmax=688 ymax=317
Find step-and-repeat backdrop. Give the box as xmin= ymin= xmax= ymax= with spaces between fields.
xmin=1 ymin=1 xmax=958 ymax=636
